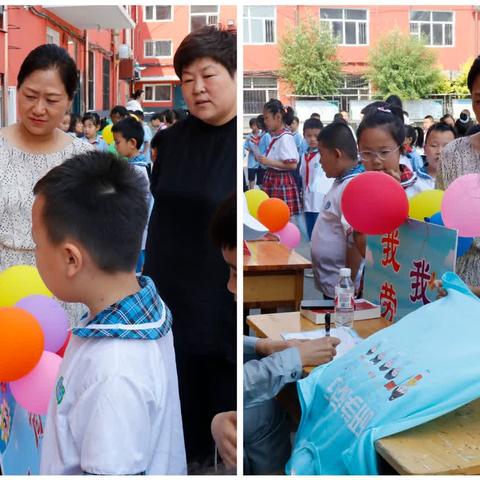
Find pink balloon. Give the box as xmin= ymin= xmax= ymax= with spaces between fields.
xmin=275 ymin=222 xmax=301 ymax=249
xmin=10 ymin=351 xmax=62 ymax=415
xmin=441 ymin=174 xmax=480 ymax=237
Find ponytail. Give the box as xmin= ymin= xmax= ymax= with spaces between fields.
xmin=264 ymin=99 xmax=295 ymax=127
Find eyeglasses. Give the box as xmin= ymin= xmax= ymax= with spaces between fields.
xmin=359 ymin=144 xmax=401 ymax=162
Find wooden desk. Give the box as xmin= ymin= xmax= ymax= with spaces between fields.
xmin=246 ymin=311 xmax=480 ymax=475
xmin=247 ymin=310 xmax=389 ymax=341
xmin=244 ymin=241 xmax=312 ymax=311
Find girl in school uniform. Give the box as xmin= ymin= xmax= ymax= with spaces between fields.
xmin=259 ymin=99 xmax=301 ymax=216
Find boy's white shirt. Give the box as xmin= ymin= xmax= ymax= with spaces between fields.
xmin=299 ymin=149 xmax=335 ymax=212
xmin=40 ymin=330 xmax=187 ymax=475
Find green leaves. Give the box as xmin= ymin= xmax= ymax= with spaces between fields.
xmin=279 ymin=19 xmax=342 ymax=96
xmin=365 ymin=29 xmax=443 ymax=100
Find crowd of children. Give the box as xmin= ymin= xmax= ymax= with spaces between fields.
xmin=243 ymin=96 xmax=471 ymax=303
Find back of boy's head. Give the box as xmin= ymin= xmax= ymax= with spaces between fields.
xmin=303 ymin=117 xmax=323 ymax=132
xmin=174 ymin=26 xmax=236 ymax=80
xmin=210 ymin=191 xmax=236 ymax=251
xmin=357 ymin=101 xmax=405 ymax=148
xmin=111 ymin=117 xmax=144 ymax=150
xmin=110 ymin=105 xmax=128 ymax=118
xmin=82 ymin=111 xmax=100 ymax=126
xmin=318 ymin=122 xmax=358 ymax=161
xmin=33 ymin=151 xmax=148 ymax=273
xmin=134 ymin=110 xmax=144 ymax=121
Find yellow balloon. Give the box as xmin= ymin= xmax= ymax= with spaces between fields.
xmin=245 ymin=189 xmax=269 ymax=219
xmin=408 ymin=189 xmax=444 ymax=221
xmin=0 ymin=266 xmax=52 ymax=307
xmin=102 ymin=124 xmax=114 ymax=144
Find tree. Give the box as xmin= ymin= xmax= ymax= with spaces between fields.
xmin=438 ymin=58 xmax=474 ymax=96
xmin=366 ymin=29 xmax=443 ymax=100
xmin=279 ymin=18 xmax=342 ymax=96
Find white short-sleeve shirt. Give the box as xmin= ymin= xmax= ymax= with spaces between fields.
xmin=266 ymin=131 xmax=299 ymax=170
xmin=40 ymin=331 xmax=186 ymax=475
xmin=299 ymin=150 xmax=334 ymax=212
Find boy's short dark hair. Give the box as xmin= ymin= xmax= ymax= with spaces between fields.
xmin=425 ymin=122 xmax=457 ymax=143
xmin=303 ymin=117 xmax=323 ymax=132
xmin=110 ymin=105 xmax=129 ymax=118
xmin=151 ymin=113 xmax=162 ymax=122
xmin=111 ymin=117 xmax=145 ymax=150
xmin=82 ymin=111 xmax=100 ymax=126
xmin=318 ymin=122 xmax=358 ymax=161
xmin=174 ymin=26 xmax=236 ymax=79
xmin=134 ymin=110 xmax=145 ymax=121
xmin=33 ymin=151 xmax=148 ymax=273
xmin=249 ymin=117 xmax=258 ymax=128
xmin=210 ymin=191 xmax=236 ymax=250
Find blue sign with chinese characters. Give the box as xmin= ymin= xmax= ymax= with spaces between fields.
xmin=363 ymin=218 xmax=457 ymax=322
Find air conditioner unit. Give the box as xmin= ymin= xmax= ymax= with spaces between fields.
xmin=118 ymin=44 xmax=131 ymax=60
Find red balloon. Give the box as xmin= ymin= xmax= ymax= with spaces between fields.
xmin=341 ymin=171 xmax=409 ymax=235
xmin=257 ymin=198 xmax=291 ymax=232
xmin=56 ymin=331 xmax=71 ymax=358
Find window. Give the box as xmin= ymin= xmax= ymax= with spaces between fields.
xmin=46 ymin=27 xmax=60 ymax=46
xmin=144 ymin=84 xmax=171 ymax=102
xmin=243 ymin=76 xmax=277 ymax=114
xmin=410 ymin=11 xmax=454 ymax=46
xmin=102 ymin=57 xmax=110 ymax=111
xmin=0 ymin=6 xmax=5 ymax=30
xmin=190 ymin=5 xmax=219 ymax=32
xmin=144 ymin=5 xmax=172 ymax=21
xmin=320 ymin=8 xmax=368 ymax=46
xmin=144 ymin=40 xmax=172 ymax=58
xmin=87 ymin=51 xmax=95 ymax=111
xmin=243 ymin=6 xmax=275 ymax=44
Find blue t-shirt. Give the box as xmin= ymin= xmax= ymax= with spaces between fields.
xmin=287 ymin=272 xmax=480 ymax=475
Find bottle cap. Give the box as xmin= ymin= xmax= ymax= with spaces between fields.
xmin=340 ymin=268 xmax=351 ymax=277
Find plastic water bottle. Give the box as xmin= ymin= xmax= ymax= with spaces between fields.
xmin=334 ymin=268 xmax=355 ymax=329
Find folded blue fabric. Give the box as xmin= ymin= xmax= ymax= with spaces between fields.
xmin=287 ymin=272 xmax=480 ymax=474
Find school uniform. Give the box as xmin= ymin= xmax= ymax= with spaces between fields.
xmin=40 ymin=276 xmax=186 ymax=475
xmin=256 ymin=131 xmax=271 ymax=185
xmin=311 ymin=164 xmax=364 ymax=299
xmin=299 ymin=147 xmax=334 ymax=239
xmin=244 ymin=132 xmax=261 ymax=182
xmin=84 ymin=135 xmax=108 ymax=152
xmin=262 ymin=129 xmax=302 ymax=215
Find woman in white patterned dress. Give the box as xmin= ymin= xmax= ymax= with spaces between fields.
xmin=436 ymin=55 xmax=480 ymax=286
xmin=0 ymin=44 xmax=92 ymax=319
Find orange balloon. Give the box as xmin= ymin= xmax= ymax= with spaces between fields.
xmin=257 ymin=198 xmax=291 ymax=232
xmin=0 ymin=307 xmax=44 ymax=382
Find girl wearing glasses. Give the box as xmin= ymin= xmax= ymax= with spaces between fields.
xmin=357 ymin=104 xmax=418 ymax=197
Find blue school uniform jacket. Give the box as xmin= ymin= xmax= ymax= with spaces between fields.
xmin=286 ymin=272 xmax=480 ymax=475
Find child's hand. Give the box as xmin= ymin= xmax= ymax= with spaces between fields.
xmin=211 ymin=411 xmax=237 ymax=470
xmin=255 ymin=338 xmax=298 ymax=356
xmin=297 ymin=337 xmax=341 ymax=367
xmin=258 ymin=155 xmax=268 ymax=166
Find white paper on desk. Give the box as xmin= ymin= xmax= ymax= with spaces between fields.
xmin=281 ymin=327 xmax=360 ymax=359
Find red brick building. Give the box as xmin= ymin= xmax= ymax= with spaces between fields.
xmin=130 ymin=5 xmax=237 ymax=112
xmin=243 ymin=5 xmax=480 ymax=122
xmin=0 ymin=5 xmax=135 ymax=126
